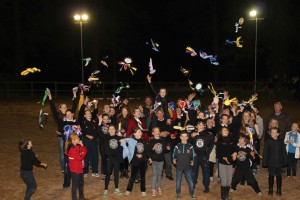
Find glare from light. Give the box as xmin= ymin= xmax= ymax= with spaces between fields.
xmin=74 ymin=14 xmax=81 ymax=21
xmin=81 ymin=14 xmax=88 ymax=21
xmin=250 ymin=10 xmax=257 ymax=17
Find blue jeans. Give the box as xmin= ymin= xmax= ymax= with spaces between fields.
xmin=83 ymin=139 xmax=99 ymax=174
xmin=58 ymin=137 xmax=64 ymax=171
xmin=20 ymin=170 xmax=37 ymax=200
xmin=175 ymin=168 xmax=194 ymax=195
xmin=192 ymin=155 xmax=210 ymax=188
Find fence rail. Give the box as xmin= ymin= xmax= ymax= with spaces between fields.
xmin=0 ymin=81 xmax=284 ymax=100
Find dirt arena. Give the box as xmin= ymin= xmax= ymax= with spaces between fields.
xmin=0 ymin=99 xmax=299 ymax=200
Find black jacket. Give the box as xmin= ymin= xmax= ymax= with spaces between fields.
xmin=262 ymin=137 xmax=288 ymax=168
xmin=20 ymin=149 xmax=41 ymax=171
xmin=189 ymin=131 xmax=214 ymax=161
xmin=172 ymin=142 xmax=194 ymax=170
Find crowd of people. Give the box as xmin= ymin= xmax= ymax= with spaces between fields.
xmin=19 ymin=78 xmax=300 ymax=200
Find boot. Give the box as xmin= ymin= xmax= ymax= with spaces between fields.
xmin=276 ymin=175 xmax=282 ymax=196
xmin=221 ymin=186 xmax=226 ymax=200
xmin=225 ymin=186 xmax=231 ymax=200
xmin=268 ymin=176 xmax=274 ymax=196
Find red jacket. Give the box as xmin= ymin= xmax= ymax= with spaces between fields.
xmin=126 ymin=117 xmax=149 ymax=142
xmin=67 ymin=145 xmax=87 ymax=173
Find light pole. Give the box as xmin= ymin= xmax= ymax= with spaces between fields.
xmin=249 ymin=10 xmax=263 ymax=92
xmin=74 ymin=14 xmax=88 ymax=83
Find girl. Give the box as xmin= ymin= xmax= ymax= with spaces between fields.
xmin=124 ymin=128 xmax=148 ymax=196
xmin=216 ymin=127 xmax=235 ymax=200
xmin=263 ymin=127 xmax=288 ymax=196
xmin=264 ymin=118 xmax=279 ymax=143
xmin=19 ymin=139 xmax=47 ymax=200
xmin=148 ymin=127 xmax=167 ymax=196
xmin=284 ymin=123 xmax=300 ymax=178
xmin=207 ymin=118 xmax=217 ymax=182
xmin=103 ymin=125 xmax=125 ymax=197
xmin=66 ymin=133 xmax=87 ymax=200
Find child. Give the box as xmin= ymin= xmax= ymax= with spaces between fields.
xmin=103 ymin=125 xmax=125 ymax=197
xmin=148 ymin=127 xmax=167 ymax=196
xmin=263 ymin=127 xmax=288 ymax=196
xmin=125 ymin=128 xmax=148 ymax=196
xmin=284 ymin=123 xmax=300 ymax=178
xmin=216 ymin=127 xmax=235 ymax=200
xmin=230 ymin=136 xmax=262 ymax=196
xmin=173 ymin=132 xmax=196 ymax=200
xmin=66 ymin=133 xmax=88 ymax=200
xmin=19 ymin=139 xmax=47 ymax=200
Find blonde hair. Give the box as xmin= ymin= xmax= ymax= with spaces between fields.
xmin=240 ymin=111 xmax=255 ymax=134
xmin=268 ymin=118 xmax=279 ymax=129
xmin=64 ymin=133 xmax=79 ymax=153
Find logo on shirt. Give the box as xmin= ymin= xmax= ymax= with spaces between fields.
xmin=196 ymin=139 xmax=204 ymax=148
xmin=237 ymin=151 xmax=246 ymax=161
xmin=109 ymin=139 xmax=118 ymax=149
xmin=136 ymin=142 xmax=144 ymax=153
xmin=154 ymin=143 xmax=163 ymax=154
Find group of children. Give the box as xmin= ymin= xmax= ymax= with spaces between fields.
xmin=19 ymin=81 xmax=300 ymax=200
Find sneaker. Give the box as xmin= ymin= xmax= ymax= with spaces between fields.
xmin=114 ymin=188 xmax=122 ymax=195
xmin=174 ymin=194 xmax=181 ymax=199
xmin=157 ymin=187 xmax=162 ymax=195
xmin=125 ymin=191 xmax=130 ymax=196
xmin=152 ymin=189 xmax=157 ymax=196
xmin=92 ymin=173 xmax=99 ymax=177
xmin=257 ymin=192 xmax=262 ymax=197
xmin=103 ymin=190 xmax=108 ymax=197
xmin=210 ymin=177 xmax=213 ymax=182
xmin=191 ymin=194 xmax=197 ymax=199
xmin=135 ymin=179 xmax=140 ymax=183
xmin=141 ymin=192 xmax=146 ymax=196
xmin=230 ymin=188 xmax=236 ymax=193
xmin=84 ymin=174 xmax=88 ymax=178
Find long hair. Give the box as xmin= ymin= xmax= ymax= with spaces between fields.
xmin=118 ymin=105 xmax=132 ymax=122
xmin=64 ymin=133 xmax=79 ymax=154
xmin=240 ymin=111 xmax=255 ymax=134
xmin=218 ymin=127 xmax=232 ymax=144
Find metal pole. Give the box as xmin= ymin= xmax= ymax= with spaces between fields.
xmin=254 ymin=17 xmax=258 ymax=92
xmin=80 ymin=22 xmax=84 ymax=83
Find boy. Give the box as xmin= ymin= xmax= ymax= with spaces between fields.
xmin=172 ymin=132 xmax=196 ymax=200
xmin=230 ymin=136 xmax=262 ymax=196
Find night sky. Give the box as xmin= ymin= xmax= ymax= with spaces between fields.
xmin=0 ymin=0 xmax=299 ymax=83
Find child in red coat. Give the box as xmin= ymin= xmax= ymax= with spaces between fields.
xmin=66 ymin=133 xmax=88 ymax=200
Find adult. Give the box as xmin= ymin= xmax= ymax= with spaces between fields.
xmin=265 ymin=102 xmax=291 ymax=139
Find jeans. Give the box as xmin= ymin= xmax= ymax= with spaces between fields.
xmin=105 ymin=156 xmax=120 ymax=190
xmin=20 ymin=170 xmax=37 ymax=200
xmin=152 ymin=161 xmax=164 ymax=189
xmin=71 ymin=172 xmax=84 ymax=200
xmin=287 ymin=153 xmax=297 ymax=176
xmin=127 ymin=161 xmax=147 ymax=192
xmin=219 ymin=163 xmax=233 ymax=187
xmin=83 ymin=139 xmax=99 ymax=174
xmin=63 ymin=156 xmax=71 ymax=188
xmin=164 ymin=152 xmax=173 ymax=177
xmin=58 ymin=137 xmax=64 ymax=171
xmin=175 ymin=167 xmax=194 ymax=195
xmin=192 ymin=155 xmax=210 ymax=188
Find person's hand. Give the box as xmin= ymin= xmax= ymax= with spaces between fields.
xmin=190 ymin=160 xmax=194 ymax=166
xmin=187 ymin=93 xmax=196 ymax=102
xmin=119 ymin=139 xmax=126 ymax=143
xmin=166 ymin=118 xmax=172 ymax=125
xmin=173 ymin=159 xmax=177 ymax=165
xmin=232 ymin=152 xmax=237 ymax=161
xmin=72 ymin=88 xmax=77 ymax=98
xmin=84 ymin=96 xmax=89 ymax=104
xmin=223 ymin=90 xmax=229 ymax=100
xmin=98 ymin=115 xmax=103 ymax=125
xmin=78 ymin=140 xmax=84 ymax=146
xmin=223 ymin=157 xmax=230 ymax=164
xmin=47 ymin=90 xmax=52 ymax=100
xmin=166 ymin=146 xmax=170 ymax=151
xmin=40 ymin=163 xmax=48 ymax=169
xmin=250 ymin=151 xmax=255 ymax=158
xmin=146 ymin=74 xmax=152 ymax=83
xmin=153 ymin=144 xmax=158 ymax=151
xmin=86 ymin=135 xmax=94 ymax=140
xmin=56 ymin=131 xmax=62 ymax=136
xmin=136 ymin=154 xmax=142 ymax=158
xmin=148 ymin=158 xmax=152 ymax=164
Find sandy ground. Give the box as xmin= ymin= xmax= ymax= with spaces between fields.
xmin=0 ymin=99 xmax=299 ymax=200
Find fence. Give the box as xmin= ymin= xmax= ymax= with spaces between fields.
xmin=0 ymin=81 xmax=280 ymax=100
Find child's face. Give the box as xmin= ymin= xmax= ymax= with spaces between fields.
xmin=243 ymin=113 xmax=250 ymax=123
xmin=196 ymin=123 xmax=205 ymax=132
xmin=206 ymin=119 xmax=213 ymax=128
xmin=197 ymin=112 xmax=205 ymax=119
xmin=221 ymin=128 xmax=229 ymax=137
xmin=27 ymin=141 xmax=33 ymax=149
xmin=108 ymin=126 xmax=116 ymax=136
xmin=103 ymin=105 xmax=110 ymax=114
xmin=59 ymin=104 xmax=67 ymax=114
xmin=102 ymin=116 xmax=109 ymax=124
xmin=72 ymin=137 xmax=79 ymax=145
xmin=270 ymin=129 xmax=279 ymax=139
xmin=222 ymin=109 xmax=230 ymax=116
xmin=121 ymin=108 xmax=128 ymax=117
xmin=238 ymin=137 xmax=246 ymax=146
xmin=180 ymin=134 xmax=189 ymax=143
xmin=84 ymin=110 xmax=92 ymax=120
xmin=152 ymin=128 xmax=160 ymax=138
xmin=270 ymin=120 xmax=278 ymax=128
xmin=156 ymin=111 xmax=164 ymax=119
xmin=134 ymin=129 xmax=142 ymax=139
xmin=66 ymin=111 xmax=74 ymax=120
xmin=250 ymin=113 xmax=256 ymax=121
xmin=221 ymin=115 xmax=229 ymax=124
xmin=291 ymin=123 xmax=299 ymax=132
xmin=109 ymin=107 xmax=115 ymax=116
xmin=134 ymin=109 xmax=141 ymax=118
xmin=159 ymin=89 xmax=166 ymax=98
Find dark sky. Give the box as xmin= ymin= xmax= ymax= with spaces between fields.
xmin=0 ymin=0 xmax=299 ymax=83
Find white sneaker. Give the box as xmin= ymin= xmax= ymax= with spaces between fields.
xmin=141 ymin=192 xmax=146 ymax=196
xmin=92 ymin=173 xmax=100 ymax=177
xmin=210 ymin=177 xmax=213 ymax=182
xmin=125 ymin=191 xmax=130 ymax=196
xmin=257 ymin=192 xmax=262 ymax=197
xmin=84 ymin=174 xmax=88 ymax=178
xmin=114 ymin=188 xmax=122 ymax=195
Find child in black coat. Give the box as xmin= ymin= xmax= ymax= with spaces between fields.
xmin=263 ymin=127 xmax=288 ymax=196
